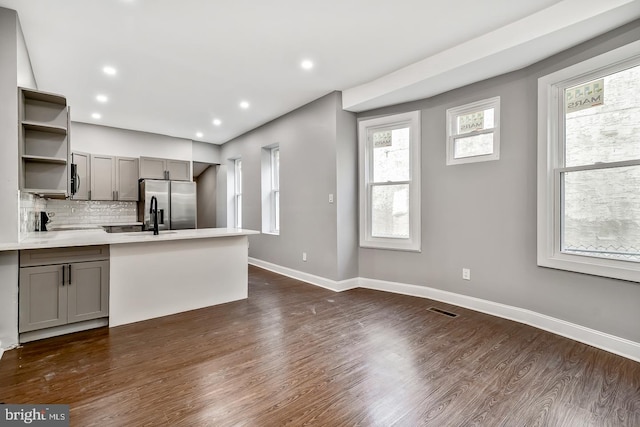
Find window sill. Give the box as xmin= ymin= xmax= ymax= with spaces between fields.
xmin=537 ymin=252 xmax=640 ymax=283
xmin=262 ymin=231 xmax=280 ymax=236
xmin=360 ymin=240 xmax=421 ymax=252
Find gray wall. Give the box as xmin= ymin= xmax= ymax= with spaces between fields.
xmin=196 ymin=165 xmax=217 ymax=228
xmin=16 ymin=17 xmax=36 ymax=89
xmin=357 ymin=20 xmax=640 ymax=343
xmin=192 ymin=141 xmax=221 ymax=164
xmin=71 ymin=122 xmax=192 ymax=160
xmin=0 ymin=7 xmax=29 ymax=350
xmin=218 ymin=92 xmax=358 ymax=281
xmin=335 ymin=95 xmax=359 ymax=280
xmin=0 ymin=8 xmax=19 ymax=243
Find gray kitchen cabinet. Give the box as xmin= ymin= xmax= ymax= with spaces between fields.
xmin=19 ymin=246 xmax=110 ymax=337
xmin=139 ymin=156 xmax=166 ymax=180
xmin=91 ymin=154 xmax=116 ymax=200
xmin=89 ymin=155 xmax=138 ymax=201
xmin=19 ymin=264 xmax=67 ymax=332
xmin=140 ymin=156 xmax=191 ymax=181
xmin=66 ymin=260 xmax=110 ymax=323
xmin=166 ymin=159 xmax=191 ymax=181
xmin=18 ymin=87 xmax=70 ymax=198
xmin=71 ymin=151 xmax=90 ymax=200
xmin=116 ymin=156 xmax=139 ymax=200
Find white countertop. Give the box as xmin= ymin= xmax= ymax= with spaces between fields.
xmin=0 ymin=228 xmax=259 ymax=251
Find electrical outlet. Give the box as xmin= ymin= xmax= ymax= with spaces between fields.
xmin=462 ymin=268 xmax=471 ymax=281
xmin=329 ymin=194 xmax=334 ymax=203
xmin=303 ymin=252 xmax=307 ymax=262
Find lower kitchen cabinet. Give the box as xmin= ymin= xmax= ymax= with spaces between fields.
xmin=19 ymin=246 xmax=109 ymax=337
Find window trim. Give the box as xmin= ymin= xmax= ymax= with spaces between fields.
xmin=234 ymin=158 xmax=242 ymax=228
xmin=261 ymin=144 xmax=280 ymax=235
xmin=271 ymin=147 xmax=280 ymax=234
xmin=537 ymin=40 xmax=640 ymax=282
xmin=359 ymin=111 xmax=421 ymax=252
xmin=446 ymin=96 xmax=500 ymax=165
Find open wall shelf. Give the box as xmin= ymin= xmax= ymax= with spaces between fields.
xmin=19 ymin=87 xmax=70 ymax=198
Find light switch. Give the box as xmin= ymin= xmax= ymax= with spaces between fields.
xmin=329 ymin=194 xmax=334 ymax=203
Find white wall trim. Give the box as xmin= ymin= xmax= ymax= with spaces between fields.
xmin=249 ymin=259 xmax=640 ymax=362
xmin=248 ymin=258 xmax=359 ymax=292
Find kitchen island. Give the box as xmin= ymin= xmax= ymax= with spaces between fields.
xmin=1 ymin=228 xmax=259 ymax=330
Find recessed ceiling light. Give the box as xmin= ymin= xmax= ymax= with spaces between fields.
xmin=212 ymin=119 xmax=222 ymax=126
xmin=96 ymin=94 xmax=108 ymax=103
xmin=239 ymin=101 xmax=250 ymax=109
xmin=301 ymin=59 xmax=314 ymax=70
xmin=103 ymin=66 xmax=117 ymax=76
xmin=196 ymin=132 xmax=203 ymax=138
xmin=91 ymin=113 xmax=102 ymax=119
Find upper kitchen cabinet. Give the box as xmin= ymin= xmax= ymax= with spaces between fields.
xmin=91 ymin=154 xmax=116 ymax=201
xmin=166 ymin=159 xmax=190 ymax=181
xmin=71 ymin=151 xmax=90 ymax=200
xmin=89 ymin=155 xmax=139 ymax=201
xmin=140 ymin=156 xmax=190 ymax=181
xmin=116 ymin=157 xmax=139 ymax=200
xmin=19 ymin=87 xmax=70 ymax=198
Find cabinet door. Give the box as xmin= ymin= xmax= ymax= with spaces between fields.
xmin=91 ymin=154 xmax=116 ymax=200
xmin=71 ymin=151 xmax=90 ymax=200
xmin=19 ymin=265 xmax=67 ymax=333
xmin=116 ymin=156 xmax=139 ymax=201
xmin=67 ymin=261 xmax=109 ymax=324
xmin=139 ymin=157 xmax=167 ymax=180
xmin=167 ymin=159 xmax=191 ymax=181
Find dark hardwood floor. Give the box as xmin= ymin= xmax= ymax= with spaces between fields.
xmin=1 ymin=265 xmax=639 ymax=426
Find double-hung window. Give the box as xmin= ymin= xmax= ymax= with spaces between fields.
xmin=262 ymin=145 xmax=280 ymax=234
xmin=538 ymin=40 xmax=640 ymax=282
xmin=359 ymin=111 xmax=421 ymax=251
xmin=271 ymin=147 xmax=280 ymax=233
xmin=234 ymin=159 xmax=242 ymax=228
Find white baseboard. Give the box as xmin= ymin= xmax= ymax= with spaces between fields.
xmin=249 ymin=259 xmax=640 ymax=362
xmin=249 ymin=258 xmax=359 ymax=292
xmin=358 ymin=277 xmax=640 ymax=363
xmin=19 ymin=318 xmax=109 ymax=343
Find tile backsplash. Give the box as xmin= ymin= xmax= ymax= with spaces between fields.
xmin=19 ymin=192 xmax=137 ymax=238
xmin=19 ymin=192 xmax=46 ymax=236
xmin=46 ymin=199 xmax=137 ymax=227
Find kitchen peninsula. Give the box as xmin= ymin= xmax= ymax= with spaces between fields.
xmin=0 ymin=228 xmax=259 ymax=335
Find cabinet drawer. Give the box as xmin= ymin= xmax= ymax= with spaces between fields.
xmin=20 ymin=245 xmax=109 ymax=267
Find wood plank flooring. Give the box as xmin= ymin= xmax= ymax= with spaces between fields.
xmin=1 ymin=265 xmax=639 ymax=426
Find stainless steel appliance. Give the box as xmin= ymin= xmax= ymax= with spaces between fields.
xmin=138 ymin=179 xmax=196 ymax=231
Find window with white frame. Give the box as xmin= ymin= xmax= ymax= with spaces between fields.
xmin=359 ymin=111 xmax=421 ymax=251
xmin=271 ymin=147 xmax=280 ymax=233
xmin=234 ymin=158 xmax=242 ymax=228
xmin=261 ymin=145 xmax=280 ymax=234
xmin=446 ymin=97 xmax=500 ymax=165
xmin=538 ymin=40 xmax=640 ymax=282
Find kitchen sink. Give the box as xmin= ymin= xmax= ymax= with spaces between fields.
xmin=103 ymin=225 xmax=144 ymax=233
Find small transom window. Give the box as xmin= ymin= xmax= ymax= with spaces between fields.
xmin=446 ymin=96 xmax=500 ymax=165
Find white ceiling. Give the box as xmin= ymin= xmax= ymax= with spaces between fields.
xmin=1 ymin=0 xmax=639 ymax=145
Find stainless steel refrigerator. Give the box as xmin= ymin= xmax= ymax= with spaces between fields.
xmin=138 ymin=179 xmax=197 ymax=231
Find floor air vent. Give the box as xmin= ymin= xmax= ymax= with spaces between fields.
xmin=427 ymin=307 xmax=459 ymax=318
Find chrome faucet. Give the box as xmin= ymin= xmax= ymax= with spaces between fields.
xmin=150 ymin=195 xmax=159 ymax=235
